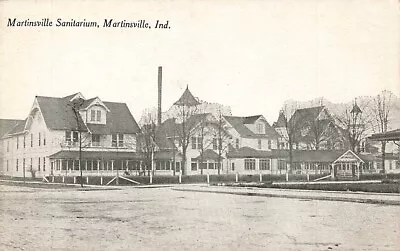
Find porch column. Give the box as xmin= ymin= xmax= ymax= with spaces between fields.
xmin=111 ymin=160 xmax=114 ymax=172
xmin=97 ymin=160 xmax=100 ymax=174
xmin=72 ymin=160 xmax=75 ymax=173
xmin=66 ymin=160 xmax=68 ymax=175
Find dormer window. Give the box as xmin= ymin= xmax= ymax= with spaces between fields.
xmin=256 ymin=123 xmax=265 ymax=134
xmin=90 ymin=110 xmax=103 ymax=122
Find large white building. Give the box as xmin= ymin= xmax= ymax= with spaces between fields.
xmin=1 ymin=93 xmax=141 ymax=178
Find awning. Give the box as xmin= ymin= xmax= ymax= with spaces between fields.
xmin=194 ymin=149 xmax=224 ymax=161
xmin=369 ymin=129 xmax=400 ymax=141
xmin=87 ymin=124 xmax=110 ymax=134
xmin=155 ymin=150 xmax=182 ymax=160
xmin=49 ymin=150 xmax=143 ymax=160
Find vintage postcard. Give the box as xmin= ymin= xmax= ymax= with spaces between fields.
xmin=0 ymin=0 xmax=399 ymax=250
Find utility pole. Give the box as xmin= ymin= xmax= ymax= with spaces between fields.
xmin=79 ymin=130 xmax=83 ymax=187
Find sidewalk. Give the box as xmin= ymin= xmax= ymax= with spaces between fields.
xmin=0 ymin=179 xmax=175 ymax=190
xmin=173 ymin=185 xmax=400 ymax=205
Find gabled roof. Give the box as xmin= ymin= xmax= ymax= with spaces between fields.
xmin=194 ymin=149 xmax=223 ymax=160
xmin=274 ymin=111 xmax=286 ymax=128
xmin=7 ymin=119 xmax=27 ymax=135
xmin=154 ymin=118 xmax=180 ymax=150
xmin=80 ymin=97 xmax=110 ymax=112
xmin=227 ymin=147 xmax=373 ymax=163
xmin=36 ymin=96 xmax=88 ymax=132
xmin=227 ymin=147 xmax=288 ymax=159
xmin=0 ymin=119 xmax=24 ymax=137
xmin=14 ymin=94 xmax=140 ymax=134
xmin=186 ymin=113 xmax=210 ymax=129
xmin=173 ymin=86 xmax=200 ymax=106
xmin=242 ymin=115 xmax=263 ymax=124
xmin=290 ymin=106 xmax=325 ymax=126
xmin=224 ymin=115 xmax=279 ymax=139
xmin=102 ymin=101 xmax=140 ymax=134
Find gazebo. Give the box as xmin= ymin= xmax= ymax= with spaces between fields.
xmin=331 ymin=150 xmax=364 ymax=179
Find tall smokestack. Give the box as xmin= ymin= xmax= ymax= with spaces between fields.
xmin=157 ymin=66 xmax=162 ymax=126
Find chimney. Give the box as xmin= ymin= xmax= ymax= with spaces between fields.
xmin=157 ymin=66 xmax=162 ymax=125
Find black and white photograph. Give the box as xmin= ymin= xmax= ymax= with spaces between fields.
xmin=0 ymin=0 xmax=399 ymax=250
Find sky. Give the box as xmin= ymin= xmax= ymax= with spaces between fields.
xmin=0 ymin=0 xmax=399 ymax=123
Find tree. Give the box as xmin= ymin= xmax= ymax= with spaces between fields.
xmin=70 ymin=98 xmax=85 ymax=187
xmin=213 ymin=112 xmax=231 ymax=175
xmin=371 ymin=90 xmax=393 ymax=174
xmin=196 ymin=115 xmax=211 ymax=175
xmin=338 ymin=99 xmax=372 ymax=153
xmin=138 ymin=112 xmax=157 ymax=176
xmin=280 ymin=103 xmax=300 ymax=173
xmin=176 ymin=105 xmax=199 ymax=175
xmin=173 ymin=87 xmax=201 ymax=175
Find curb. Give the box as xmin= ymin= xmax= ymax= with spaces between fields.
xmin=173 ymin=187 xmax=400 ymax=206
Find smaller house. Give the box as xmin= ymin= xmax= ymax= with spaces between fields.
xmin=274 ymin=106 xmax=346 ymax=151
xmin=224 ymin=115 xmax=279 ymax=151
xmin=227 ymin=146 xmax=375 ymax=179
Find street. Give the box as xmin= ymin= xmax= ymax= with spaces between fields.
xmin=0 ymin=185 xmax=399 ymax=250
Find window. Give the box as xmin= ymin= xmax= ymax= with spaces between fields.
xmin=191 ymin=158 xmax=198 ymax=171
xmin=90 ymin=110 xmax=102 ymax=122
xmin=231 ymin=162 xmax=235 ymax=171
xmin=92 ymin=134 xmax=100 ymax=146
xmin=6 ymin=141 xmax=9 ymax=152
xmin=259 ymin=159 xmax=270 ymax=170
xmin=191 ymin=137 xmax=197 ymax=149
xmin=30 ymin=134 xmax=33 ymax=147
xmin=16 ymin=159 xmax=19 ymax=172
xmin=235 ymin=139 xmax=239 ymax=149
xmin=258 ymin=139 xmax=262 ymax=149
xmin=65 ymin=131 xmax=71 ymax=144
xmin=38 ymin=133 xmax=41 ymax=146
xmin=112 ymin=134 xmax=124 ymax=147
xmin=16 ymin=137 xmax=19 ymax=149
xmin=43 ymin=133 xmax=46 ymax=146
xmin=73 ymin=131 xmax=79 ymax=143
xmin=268 ymin=140 xmax=272 ymax=149
xmin=38 ymin=158 xmax=41 ymax=171
xmin=213 ymin=138 xmax=217 ymax=150
xmin=6 ymin=160 xmax=9 ymax=171
xmin=30 ymin=158 xmax=33 ymax=171
xmin=23 ymin=158 xmax=25 ymax=171
xmin=278 ymin=159 xmax=286 ymax=170
xmin=43 ymin=157 xmax=46 ymax=171
xmin=112 ymin=134 xmax=117 ymax=147
xmin=208 ymin=162 xmax=215 ymax=170
xmin=257 ymin=123 xmax=264 ymax=134
xmin=23 ymin=135 xmax=26 ymax=148
xmin=118 ymin=133 xmax=124 ymax=147
xmin=245 ymin=159 xmax=256 ymax=170
xmin=91 ymin=110 xmax=96 ymax=121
